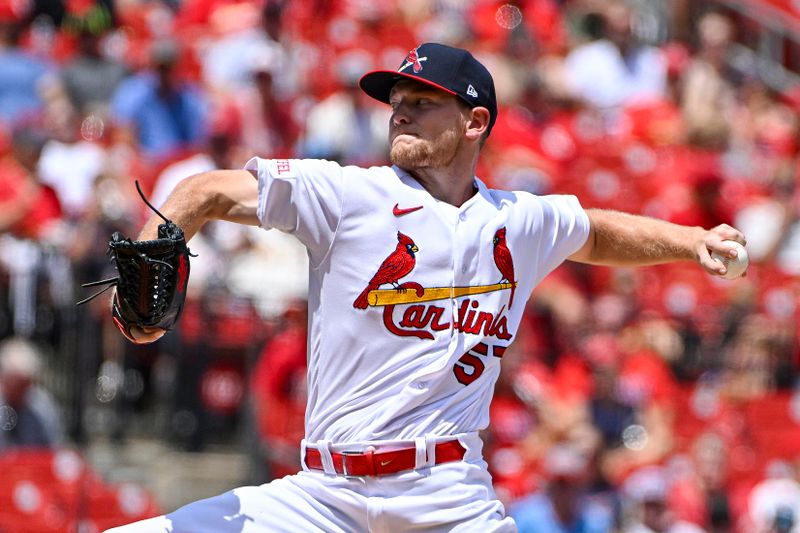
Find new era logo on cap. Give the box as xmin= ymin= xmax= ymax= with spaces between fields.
xmin=359 ymin=42 xmax=498 ymax=134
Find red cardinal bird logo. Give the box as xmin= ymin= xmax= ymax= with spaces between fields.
xmin=407 ymin=48 xmax=423 ymax=73
xmin=493 ymin=227 xmax=516 ymax=309
xmin=353 ymin=232 xmax=419 ymax=309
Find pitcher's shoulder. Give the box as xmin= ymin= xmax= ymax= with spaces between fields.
xmin=480 ymin=185 xmax=534 ymax=210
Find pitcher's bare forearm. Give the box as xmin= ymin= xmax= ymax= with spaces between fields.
xmin=138 ymin=169 xmax=259 ymax=241
xmin=570 ymin=209 xmax=746 ymax=276
xmin=574 ymin=209 xmax=704 ymax=265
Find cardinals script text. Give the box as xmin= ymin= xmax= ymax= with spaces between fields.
xmin=382 ymin=298 xmax=513 ymax=341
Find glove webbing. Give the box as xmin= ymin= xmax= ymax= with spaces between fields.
xmin=114 ymin=247 xmax=177 ymax=318
xmin=76 ymin=181 xmax=190 ymax=307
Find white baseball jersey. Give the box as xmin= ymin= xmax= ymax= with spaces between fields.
xmin=247 ymin=157 xmax=590 ymax=445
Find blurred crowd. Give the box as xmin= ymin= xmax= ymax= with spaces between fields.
xmin=1 ymin=0 xmax=800 ymax=531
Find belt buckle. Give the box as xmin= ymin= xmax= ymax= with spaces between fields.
xmin=340 ymin=446 xmax=376 ymax=477
xmin=340 ymin=450 xmax=363 ymax=477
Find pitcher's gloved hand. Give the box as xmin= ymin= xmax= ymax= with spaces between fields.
xmin=77 ymin=181 xmax=193 ymax=344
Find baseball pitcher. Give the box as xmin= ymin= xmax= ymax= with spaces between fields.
xmin=104 ymin=43 xmax=746 ymax=532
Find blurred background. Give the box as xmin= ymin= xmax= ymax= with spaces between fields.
xmin=0 ymin=0 xmax=800 ymax=531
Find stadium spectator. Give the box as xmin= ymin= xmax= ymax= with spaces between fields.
xmin=0 ymin=15 xmax=52 ymax=127
xmin=621 ymin=465 xmax=705 ymax=533
xmin=510 ymin=443 xmax=615 ymax=533
xmin=0 ymin=337 xmax=63 ymax=449
xmin=250 ymin=299 xmax=308 ymax=478
xmin=59 ymin=26 xmax=128 ymax=116
xmin=679 ymin=12 xmax=739 ymax=151
xmin=199 ymin=1 xmax=283 ymax=94
xmin=745 ymin=461 xmax=800 ymax=533
xmin=37 ymin=105 xmax=106 ymax=219
xmin=0 ymin=127 xmax=61 ymax=240
xmin=224 ymin=45 xmax=300 ymax=161
xmin=109 ymin=38 xmax=209 ymax=163
xmin=563 ymin=1 xmax=667 ymax=116
xmin=150 ymin=111 xmax=237 ymax=208
xmin=299 ymin=49 xmax=388 ymax=165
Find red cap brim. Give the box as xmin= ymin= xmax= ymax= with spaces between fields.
xmin=359 ymin=69 xmax=458 ymax=104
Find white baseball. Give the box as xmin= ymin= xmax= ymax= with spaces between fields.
xmin=711 ymin=241 xmax=749 ymax=279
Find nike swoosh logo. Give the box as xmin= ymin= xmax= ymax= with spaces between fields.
xmin=380 ymin=460 xmax=393 ymax=466
xmin=393 ymin=203 xmax=423 ymax=217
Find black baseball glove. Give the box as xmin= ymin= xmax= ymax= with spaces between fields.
xmin=78 ymin=182 xmax=193 ymax=342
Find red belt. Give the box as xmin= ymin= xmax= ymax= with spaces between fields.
xmin=303 ymin=440 xmax=466 ymax=477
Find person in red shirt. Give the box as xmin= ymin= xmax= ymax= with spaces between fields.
xmin=250 ymin=300 xmax=308 ymax=477
xmin=0 ymin=128 xmax=61 ymax=240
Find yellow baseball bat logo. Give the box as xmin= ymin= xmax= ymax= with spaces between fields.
xmin=367 ymin=282 xmax=515 ymax=307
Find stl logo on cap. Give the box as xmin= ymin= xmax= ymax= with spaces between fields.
xmin=400 ymin=48 xmax=427 ymax=73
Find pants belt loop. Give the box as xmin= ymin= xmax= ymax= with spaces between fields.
xmin=316 ymin=440 xmax=336 ymax=475
xmin=414 ymin=437 xmax=427 ymax=469
xmin=425 ymin=435 xmax=437 ymax=467
xmin=365 ymin=446 xmax=376 ymax=476
xmin=300 ymin=439 xmax=309 ymax=471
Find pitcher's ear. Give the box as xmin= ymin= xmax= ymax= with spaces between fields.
xmin=466 ymin=106 xmax=490 ymax=142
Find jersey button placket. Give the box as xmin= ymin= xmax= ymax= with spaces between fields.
xmin=450 ymin=212 xmax=460 ymax=333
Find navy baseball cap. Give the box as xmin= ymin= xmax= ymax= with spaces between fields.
xmin=359 ymin=43 xmax=498 ymax=134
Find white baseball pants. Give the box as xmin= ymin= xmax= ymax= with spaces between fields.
xmin=105 ymin=434 xmax=517 ymax=532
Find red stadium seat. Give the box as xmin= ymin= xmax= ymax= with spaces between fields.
xmin=0 ymin=449 xmax=160 ymax=532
